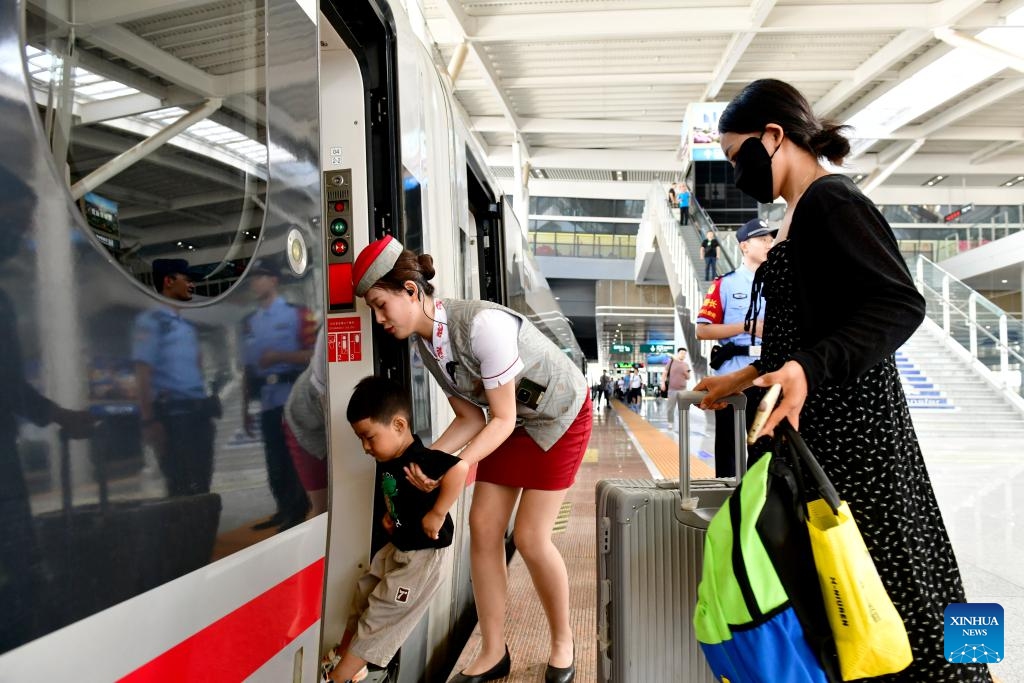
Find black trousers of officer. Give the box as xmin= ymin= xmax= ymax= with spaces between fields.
xmin=713 ymin=386 xmax=758 ymax=478
xmin=157 ymin=408 xmax=215 ymax=496
xmin=260 ymin=405 xmax=310 ymax=524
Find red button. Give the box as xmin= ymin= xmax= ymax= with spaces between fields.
xmin=330 ymin=238 xmax=349 ymax=256
xmin=333 ymin=201 xmax=346 ymax=212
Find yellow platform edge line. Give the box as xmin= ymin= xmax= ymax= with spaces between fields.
xmin=610 ymin=400 xmax=714 ymax=479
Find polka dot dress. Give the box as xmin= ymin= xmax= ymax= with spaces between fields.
xmin=752 ymin=239 xmax=991 ymax=683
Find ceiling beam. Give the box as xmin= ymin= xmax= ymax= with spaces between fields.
xmin=703 ymin=0 xmax=777 ymax=101
xmin=970 ymin=140 xmax=1024 ymax=164
xmin=862 ymin=138 xmax=926 ymax=194
xmin=868 ymin=185 xmax=1024 ymax=205
xmin=488 ymin=147 xmax=678 ymax=171
xmin=427 ymin=0 xmax=1005 ymax=43
xmin=814 ymin=0 xmax=989 ymax=117
xmin=847 ymin=151 xmax=1024 ymax=176
xmin=934 ymin=26 xmax=1024 ymax=73
xmin=453 ymin=68 xmax=872 ymax=91
xmin=814 ymin=29 xmax=933 ymax=117
xmin=435 ymin=0 xmax=529 ymax=159
xmin=888 ymin=125 xmax=1024 ymax=141
xmin=913 ymin=78 xmax=1024 ymax=137
xmin=472 ymin=116 xmax=679 ymax=137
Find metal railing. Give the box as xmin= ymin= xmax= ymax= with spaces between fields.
xmin=638 ymin=183 xmax=715 ymax=370
xmin=912 ymin=255 xmax=1024 ymax=398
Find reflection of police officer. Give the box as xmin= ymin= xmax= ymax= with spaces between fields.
xmin=242 ymin=258 xmax=314 ymax=531
xmin=132 ymin=259 xmax=217 ymax=497
xmin=0 ymin=167 xmax=95 ymax=652
xmin=696 ymin=219 xmax=775 ymax=476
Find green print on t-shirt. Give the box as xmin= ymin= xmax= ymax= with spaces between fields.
xmin=382 ymin=471 xmax=401 ymax=527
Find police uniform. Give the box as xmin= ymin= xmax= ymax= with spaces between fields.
xmin=697 ymin=264 xmax=765 ymax=477
xmin=132 ymin=305 xmax=216 ymax=496
xmin=242 ymin=295 xmax=316 ymax=527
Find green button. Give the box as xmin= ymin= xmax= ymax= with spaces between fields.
xmin=330 ymin=218 xmax=348 ymax=236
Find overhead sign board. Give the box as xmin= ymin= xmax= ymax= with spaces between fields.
xmin=641 ymin=343 xmax=674 ymax=353
xmin=944 ymin=204 xmax=974 ymax=222
xmin=610 ymin=343 xmax=633 ymax=353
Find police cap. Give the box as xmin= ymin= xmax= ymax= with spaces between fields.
xmin=736 ymin=218 xmax=778 ymax=242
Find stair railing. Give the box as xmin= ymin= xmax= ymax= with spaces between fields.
xmin=638 ymin=183 xmax=714 ymax=371
xmin=913 ymin=254 xmax=1024 ymax=399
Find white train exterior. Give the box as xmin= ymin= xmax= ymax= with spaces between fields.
xmin=0 ymin=0 xmax=580 ymax=681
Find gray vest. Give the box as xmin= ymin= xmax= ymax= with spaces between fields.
xmin=283 ymin=366 xmax=327 ymax=460
xmin=416 ymin=299 xmax=587 ymax=450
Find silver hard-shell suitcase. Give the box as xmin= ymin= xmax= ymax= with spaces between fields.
xmin=596 ymin=393 xmax=747 ymax=683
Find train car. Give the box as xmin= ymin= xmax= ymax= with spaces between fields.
xmin=0 ymin=0 xmax=582 ymax=681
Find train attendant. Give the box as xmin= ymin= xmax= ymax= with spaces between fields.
xmin=352 ymin=236 xmax=589 ymax=683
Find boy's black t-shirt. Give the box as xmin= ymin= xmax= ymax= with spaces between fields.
xmin=378 ymin=436 xmax=461 ymax=551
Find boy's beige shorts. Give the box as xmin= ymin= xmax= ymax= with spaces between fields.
xmin=347 ymin=542 xmax=451 ymax=667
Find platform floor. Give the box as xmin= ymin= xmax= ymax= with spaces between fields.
xmin=449 ymin=396 xmax=1015 ymax=682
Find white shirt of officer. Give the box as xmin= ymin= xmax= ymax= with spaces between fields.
xmin=696 ymin=219 xmax=775 ymax=375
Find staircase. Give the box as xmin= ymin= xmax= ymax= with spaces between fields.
xmin=898 ymin=323 xmax=1024 ymax=458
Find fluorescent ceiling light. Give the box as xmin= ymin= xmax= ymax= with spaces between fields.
xmin=844 ymin=8 xmax=1024 ymax=157
xmin=924 ymin=174 xmax=946 ymax=186
xmin=1002 ymin=175 xmax=1024 ymax=187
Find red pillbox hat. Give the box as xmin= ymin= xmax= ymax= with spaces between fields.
xmin=353 ymin=235 xmax=404 ymax=296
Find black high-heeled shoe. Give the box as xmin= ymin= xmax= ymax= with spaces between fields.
xmin=449 ymin=646 xmax=511 ymax=683
xmin=544 ymin=645 xmax=575 ymax=683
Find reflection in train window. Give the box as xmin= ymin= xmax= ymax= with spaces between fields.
xmin=23 ymin=1 xmax=267 ymax=300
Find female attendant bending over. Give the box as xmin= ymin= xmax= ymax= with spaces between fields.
xmin=352 ymin=237 xmax=590 ymax=683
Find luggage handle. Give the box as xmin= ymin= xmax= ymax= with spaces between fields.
xmin=674 ymin=391 xmax=747 ymax=511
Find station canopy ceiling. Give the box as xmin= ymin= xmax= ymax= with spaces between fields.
xmin=423 ymin=0 xmax=1024 ymax=206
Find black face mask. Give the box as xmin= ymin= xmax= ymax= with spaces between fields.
xmin=732 ymin=132 xmax=781 ymax=204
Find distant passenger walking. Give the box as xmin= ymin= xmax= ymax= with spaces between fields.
xmin=677 ymin=183 xmax=691 ymax=225
xmin=700 ymin=230 xmax=719 ymax=280
xmin=660 ymin=348 xmax=691 ymax=430
xmin=697 ymin=78 xmax=991 ymax=683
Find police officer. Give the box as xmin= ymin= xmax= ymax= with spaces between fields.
xmin=133 ymin=258 xmax=218 ymax=496
xmin=242 ymin=258 xmax=314 ymax=531
xmin=695 ymin=218 xmax=775 ymax=476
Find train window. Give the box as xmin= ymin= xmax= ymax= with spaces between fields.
xmin=23 ymin=0 xmax=267 ymax=300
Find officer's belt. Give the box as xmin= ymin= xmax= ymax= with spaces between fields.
xmin=709 ymin=343 xmax=761 ymax=370
xmin=251 ymin=370 xmax=303 ymax=390
xmin=154 ymin=397 xmax=209 ymax=415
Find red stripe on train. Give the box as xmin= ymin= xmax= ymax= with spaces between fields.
xmin=119 ymin=558 xmax=325 ymax=682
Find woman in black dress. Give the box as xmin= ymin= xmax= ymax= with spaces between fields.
xmin=695 ymin=79 xmax=991 ymax=682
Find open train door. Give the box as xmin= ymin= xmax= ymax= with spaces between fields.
xmin=317 ymin=0 xmax=405 ymax=679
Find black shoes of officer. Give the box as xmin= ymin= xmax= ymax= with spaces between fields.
xmin=251 ymin=512 xmax=286 ymax=530
xmin=545 ymin=645 xmax=575 ymax=683
xmin=449 ymin=646 xmax=511 ymax=683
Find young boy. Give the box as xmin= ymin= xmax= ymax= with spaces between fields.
xmin=325 ymin=376 xmax=467 ymax=683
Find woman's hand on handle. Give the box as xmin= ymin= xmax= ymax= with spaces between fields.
xmin=693 ymin=364 xmax=758 ymax=410
xmin=751 ymin=360 xmax=808 ymax=435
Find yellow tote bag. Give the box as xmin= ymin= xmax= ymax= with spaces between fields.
xmin=805 ymin=498 xmax=913 ymax=680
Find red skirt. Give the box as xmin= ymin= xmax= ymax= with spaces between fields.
xmin=477 ymin=394 xmax=593 ymax=490
xmin=284 ymin=420 xmax=328 ymax=491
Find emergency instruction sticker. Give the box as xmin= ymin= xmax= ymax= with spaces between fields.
xmin=327 ymin=317 xmax=362 ymax=362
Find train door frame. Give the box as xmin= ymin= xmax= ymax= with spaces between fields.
xmin=466 ymin=153 xmax=507 ymax=305
xmin=320 ymin=0 xmax=407 ymax=386
xmin=317 ymin=3 xmax=413 ymax=674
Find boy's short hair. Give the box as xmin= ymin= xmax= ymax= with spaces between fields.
xmin=346 ymin=375 xmax=412 ymax=425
